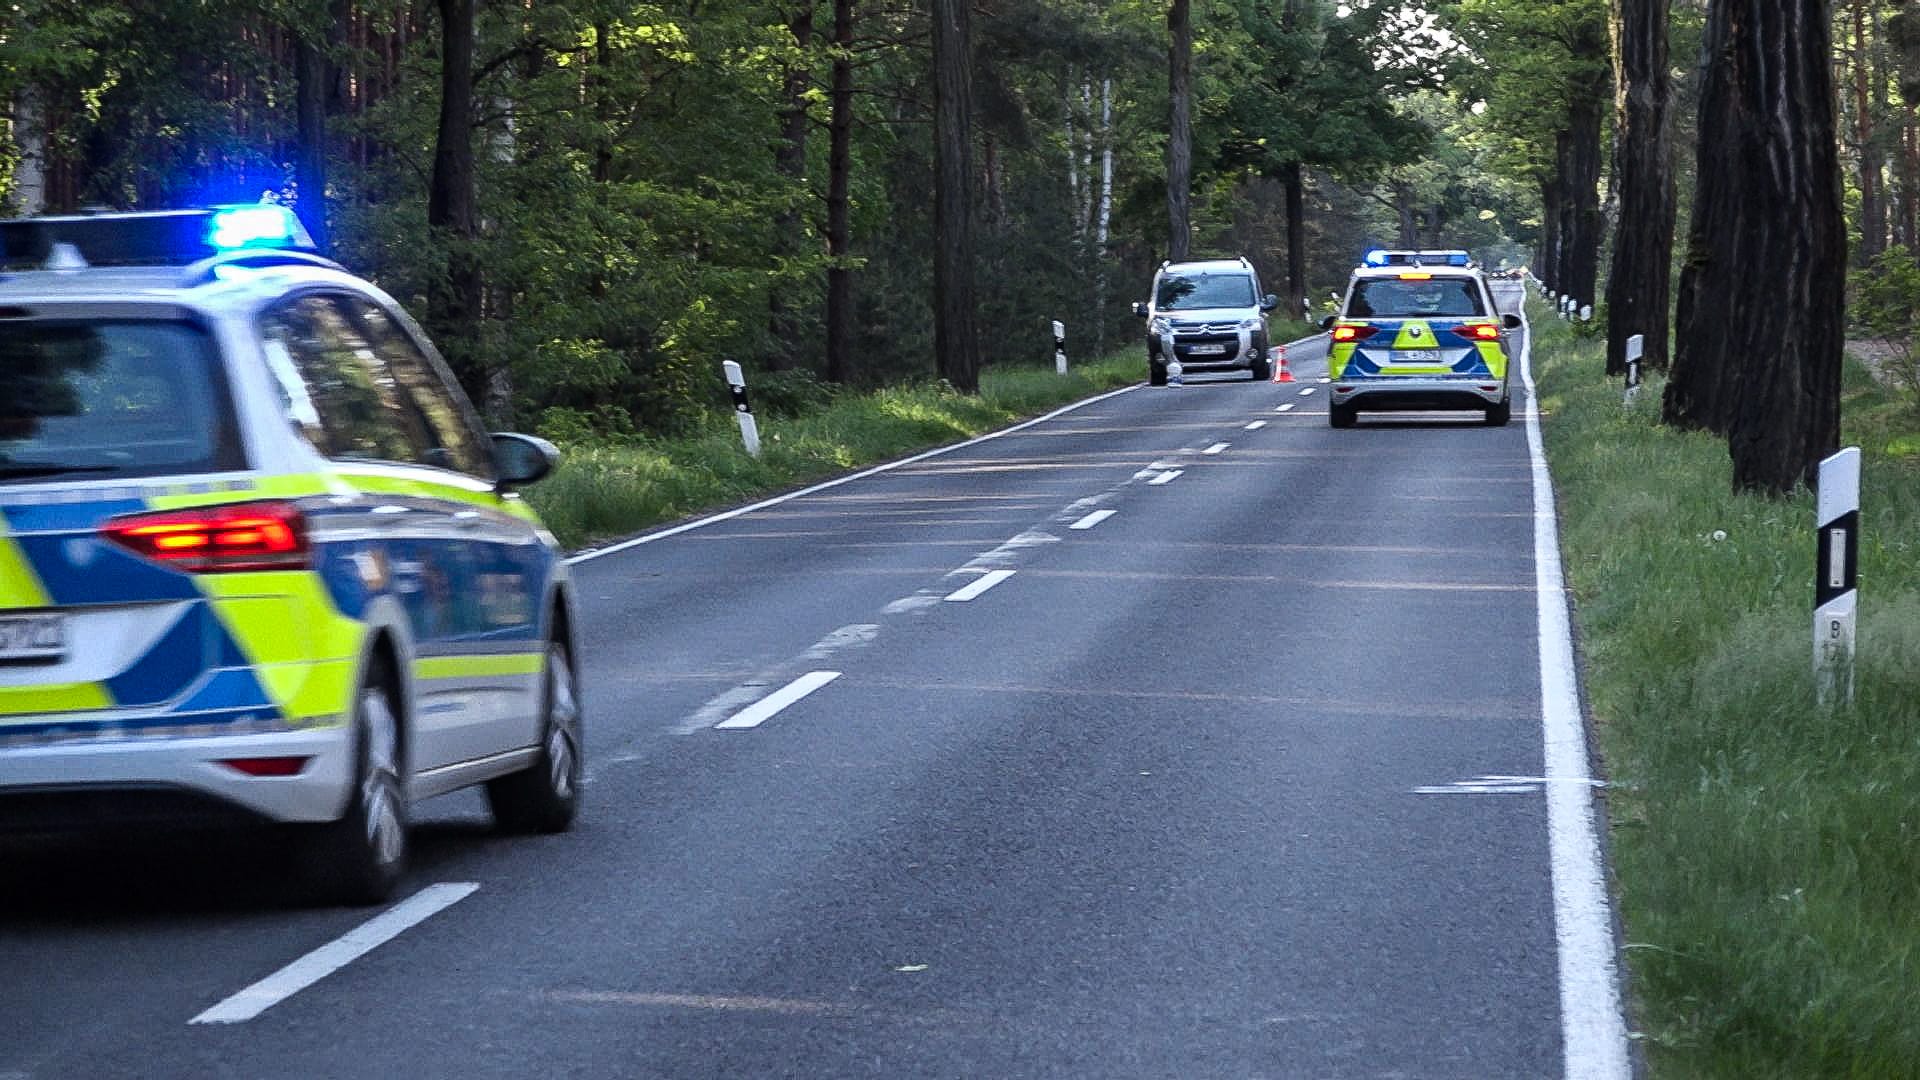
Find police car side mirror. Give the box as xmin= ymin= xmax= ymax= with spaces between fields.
xmin=1259 ymin=294 xmax=1279 ymax=313
xmin=1503 ymin=313 xmax=1523 ymax=330
xmin=1132 ymin=301 xmax=1149 ymax=318
xmin=492 ymin=432 xmax=559 ymax=490
xmin=1319 ymin=314 xmax=1337 ymax=331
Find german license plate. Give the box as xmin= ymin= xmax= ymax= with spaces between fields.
xmin=1189 ymin=343 xmax=1229 ymax=356
xmin=0 ymin=613 xmax=67 ymax=662
xmin=1389 ymin=350 xmax=1436 ymax=365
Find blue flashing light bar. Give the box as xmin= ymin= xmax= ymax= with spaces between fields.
xmin=208 ymin=204 xmax=310 ymax=251
xmin=1361 ymin=248 xmax=1473 ymax=269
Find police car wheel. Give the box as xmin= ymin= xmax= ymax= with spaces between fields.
xmin=1484 ymin=397 xmax=1512 ymax=426
xmin=312 ymin=663 xmax=407 ymax=906
xmin=1329 ymin=402 xmax=1357 ymax=428
xmin=487 ymin=640 xmax=582 ymax=835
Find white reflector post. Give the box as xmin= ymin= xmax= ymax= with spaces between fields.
xmin=1052 ymin=319 xmax=1067 ymax=375
xmin=722 ymin=360 xmax=762 ymax=458
xmin=1624 ymin=334 xmax=1644 ymax=405
xmin=1815 ymin=447 xmax=1861 ymax=705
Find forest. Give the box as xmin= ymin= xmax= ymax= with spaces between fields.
xmin=0 ymin=0 xmax=1915 ymax=488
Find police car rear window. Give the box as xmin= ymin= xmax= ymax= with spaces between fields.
xmin=0 ymin=319 xmax=244 ymax=484
xmin=1347 ymin=278 xmax=1485 ymax=318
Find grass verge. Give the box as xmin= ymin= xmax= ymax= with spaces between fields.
xmin=1530 ymin=309 xmax=1920 ymax=1076
xmin=527 ymin=352 xmax=1145 ymax=549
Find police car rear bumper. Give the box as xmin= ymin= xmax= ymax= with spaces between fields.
xmin=1331 ymin=376 xmax=1507 ymax=410
xmin=0 ymin=724 xmax=354 ymax=832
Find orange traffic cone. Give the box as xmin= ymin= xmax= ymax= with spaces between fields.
xmin=1271 ymin=345 xmax=1295 ymax=383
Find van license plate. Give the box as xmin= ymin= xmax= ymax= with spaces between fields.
xmin=0 ymin=614 xmax=67 ymax=662
xmin=1189 ymin=344 xmax=1229 ymax=355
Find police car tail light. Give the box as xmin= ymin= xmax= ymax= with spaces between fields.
xmin=1454 ymin=323 xmax=1502 ymax=342
xmin=103 ymin=501 xmax=310 ymax=573
xmin=1331 ymin=324 xmax=1377 ymax=343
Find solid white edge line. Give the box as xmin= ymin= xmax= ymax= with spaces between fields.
xmin=189 ymin=882 xmax=480 ymax=1025
xmin=568 ymin=384 xmax=1142 ymax=565
xmin=1519 ymin=310 xmax=1632 ymax=1079
xmin=1202 ymin=442 xmax=1230 ymax=455
xmin=715 ymin=671 xmax=842 ymax=730
xmin=1068 ymin=509 xmax=1116 ymax=531
xmin=944 ymin=569 xmax=1016 ymax=602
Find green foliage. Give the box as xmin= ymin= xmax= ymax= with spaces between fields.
xmin=1533 ymin=303 xmax=1920 ymax=1078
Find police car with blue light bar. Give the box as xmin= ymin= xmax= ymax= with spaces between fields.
xmin=1319 ymin=248 xmax=1522 ymax=428
xmin=0 ymin=205 xmax=582 ymax=904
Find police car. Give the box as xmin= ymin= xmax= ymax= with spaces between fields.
xmin=0 ymin=206 xmax=580 ymax=903
xmin=1320 ymin=249 xmax=1522 ymax=428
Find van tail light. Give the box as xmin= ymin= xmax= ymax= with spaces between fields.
xmin=1331 ymin=324 xmax=1378 ymax=343
xmin=103 ymin=501 xmax=309 ymax=573
xmin=1453 ymin=323 xmax=1502 ymax=342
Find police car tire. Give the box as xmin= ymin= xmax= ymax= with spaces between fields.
xmin=486 ymin=640 xmax=582 ymax=835
xmin=1485 ymin=397 xmax=1512 ymax=426
xmin=1329 ymin=402 xmax=1357 ymax=428
xmin=312 ymin=661 xmax=407 ymax=907
xmin=1149 ymin=361 xmax=1168 ymax=387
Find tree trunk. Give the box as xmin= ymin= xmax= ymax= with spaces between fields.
xmin=293 ymin=2 xmax=346 ymax=251
xmin=1282 ymin=161 xmax=1307 ymax=318
xmin=1095 ymin=76 xmax=1115 ymax=358
xmin=1604 ymin=0 xmax=1676 ymax=374
xmin=428 ymin=0 xmax=485 ymax=402
xmin=1166 ymin=0 xmax=1193 ymax=261
xmin=1853 ymin=0 xmax=1884 ymax=262
xmin=769 ymin=1 xmax=814 ymax=369
xmin=1558 ymin=59 xmax=1606 ymax=311
xmin=11 ymin=86 xmax=48 ymax=215
xmin=1665 ymin=0 xmax=1847 ymax=494
xmin=825 ymin=0 xmax=853 ymax=384
xmin=1539 ymin=176 xmax=1562 ymax=292
xmin=930 ymin=0 xmax=982 ymax=392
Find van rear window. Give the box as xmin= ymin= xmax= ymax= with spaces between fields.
xmin=0 ymin=319 xmax=244 ymax=484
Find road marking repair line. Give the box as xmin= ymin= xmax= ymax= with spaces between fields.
xmin=1244 ymin=420 xmax=1268 ymax=431
xmin=1297 ymin=387 xmax=1316 ymax=396
xmin=567 ymin=384 xmax=1141 ymax=565
xmin=715 ymin=671 xmax=842 ymax=730
xmin=1202 ymin=442 xmax=1230 ymax=455
xmin=1147 ymin=470 xmax=1184 ymax=486
xmin=1276 ymin=403 xmax=1297 ymax=413
xmin=944 ymin=569 xmax=1015 ymax=602
xmin=1519 ymin=314 xmax=1632 ymax=1079
xmin=1069 ymin=509 xmax=1116 ymax=530
xmin=189 ymin=883 xmax=479 ymax=1025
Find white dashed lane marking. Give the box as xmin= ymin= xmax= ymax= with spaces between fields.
xmin=1203 ymin=443 xmax=1230 ymax=455
xmin=1068 ymin=509 xmax=1116 ymax=531
xmin=1147 ymin=470 xmax=1184 ymax=486
xmin=945 ymin=569 xmax=1016 ymax=602
xmin=1298 ymin=387 xmax=1316 ymax=397
xmin=190 ymin=883 xmax=480 ymax=1024
xmin=1276 ymin=403 xmax=1296 ymax=413
xmin=1244 ymin=420 xmax=1267 ymax=431
xmin=715 ymin=671 xmax=843 ymax=730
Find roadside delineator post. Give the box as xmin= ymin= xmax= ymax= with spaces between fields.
xmin=1052 ymin=320 xmax=1068 ymax=376
xmin=722 ymin=360 xmax=762 ymax=458
xmin=1270 ymin=344 xmax=1294 ymax=383
xmin=1623 ymin=333 xmax=1644 ymax=406
xmin=1815 ymin=447 xmax=1861 ymax=706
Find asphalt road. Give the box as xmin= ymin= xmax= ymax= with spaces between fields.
xmin=0 ymin=286 xmax=1614 ymax=1078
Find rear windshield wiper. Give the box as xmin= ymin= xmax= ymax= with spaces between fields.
xmin=0 ymin=464 xmax=120 ymax=481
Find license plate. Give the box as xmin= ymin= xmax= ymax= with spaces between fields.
xmin=1389 ymin=350 xmax=1436 ymax=365
xmin=0 ymin=613 xmax=68 ymax=662
xmin=1189 ymin=344 xmax=1229 ymax=355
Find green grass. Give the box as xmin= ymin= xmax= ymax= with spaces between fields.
xmin=1529 ymin=310 xmax=1920 ymax=1077
xmin=526 ymin=353 xmax=1144 ymax=549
